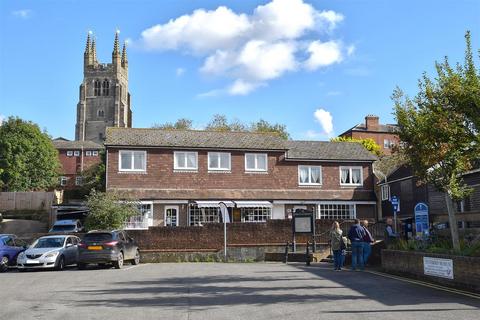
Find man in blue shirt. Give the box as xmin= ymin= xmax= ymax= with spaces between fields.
xmin=348 ymin=219 xmax=366 ymax=271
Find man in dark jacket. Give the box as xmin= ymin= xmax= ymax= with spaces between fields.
xmin=361 ymin=220 xmax=375 ymax=265
xmin=348 ymin=219 xmax=366 ymax=271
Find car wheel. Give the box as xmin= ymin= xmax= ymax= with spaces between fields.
xmin=55 ymin=256 xmax=65 ymax=271
xmin=113 ymin=252 xmax=124 ymax=269
xmin=0 ymin=256 xmax=9 ymax=272
xmin=77 ymin=263 xmax=87 ymax=270
xmin=131 ymin=249 xmax=140 ymax=265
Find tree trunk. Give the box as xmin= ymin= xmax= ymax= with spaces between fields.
xmin=444 ymin=193 xmax=461 ymax=251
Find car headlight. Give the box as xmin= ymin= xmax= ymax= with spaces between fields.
xmin=18 ymin=252 xmax=25 ymax=259
xmin=45 ymin=252 xmax=59 ymax=259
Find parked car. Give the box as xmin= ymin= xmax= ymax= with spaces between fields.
xmin=77 ymin=230 xmax=140 ymax=269
xmin=49 ymin=219 xmax=84 ymax=233
xmin=17 ymin=235 xmax=80 ymax=271
xmin=0 ymin=234 xmax=26 ymax=272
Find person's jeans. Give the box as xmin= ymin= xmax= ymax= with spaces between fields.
xmin=363 ymin=242 xmax=372 ymax=265
xmin=351 ymin=241 xmax=364 ymax=270
xmin=333 ymin=250 xmax=342 ymax=270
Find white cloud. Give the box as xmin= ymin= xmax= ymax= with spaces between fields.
xmin=137 ymin=0 xmax=350 ymax=95
xmin=347 ymin=44 xmax=356 ymax=56
xmin=314 ymin=108 xmax=334 ymax=136
xmin=176 ymin=67 xmax=186 ymax=76
xmin=326 ymin=90 xmax=341 ymax=96
xmin=0 ymin=114 xmax=5 ymax=125
xmin=12 ymin=9 xmax=32 ymax=19
xmin=305 ymin=40 xmax=343 ymax=71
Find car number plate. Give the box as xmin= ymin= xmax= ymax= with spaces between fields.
xmin=88 ymin=246 xmax=102 ymax=250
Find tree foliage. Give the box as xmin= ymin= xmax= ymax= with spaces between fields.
xmin=81 ymin=150 xmax=106 ymax=192
xmin=0 ymin=117 xmax=60 ymax=191
xmin=152 ymin=114 xmax=290 ymax=140
xmin=151 ymin=118 xmax=193 ymax=130
xmin=85 ymin=190 xmax=139 ymax=231
xmin=393 ymin=31 xmax=479 ymax=250
xmin=331 ymin=136 xmax=382 ymax=156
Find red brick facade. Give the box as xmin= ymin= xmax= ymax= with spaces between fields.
xmin=106 ymin=146 xmax=378 ymax=227
xmin=57 ymin=148 xmax=102 ymax=189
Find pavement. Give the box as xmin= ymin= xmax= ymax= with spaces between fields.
xmin=1 ymin=262 xmax=479 ymax=320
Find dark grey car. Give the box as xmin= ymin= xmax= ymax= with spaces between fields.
xmin=77 ymin=230 xmax=140 ymax=269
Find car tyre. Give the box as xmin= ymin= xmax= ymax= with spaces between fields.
xmin=77 ymin=263 xmax=87 ymax=270
xmin=113 ymin=252 xmax=124 ymax=269
xmin=55 ymin=256 xmax=65 ymax=271
xmin=131 ymin=249 xmax=140 ymax=265
xmin=1 ymin=256 xmax=9 ymax=272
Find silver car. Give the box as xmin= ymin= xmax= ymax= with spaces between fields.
xmin=17 ymin=235 xmax=80 ymax=271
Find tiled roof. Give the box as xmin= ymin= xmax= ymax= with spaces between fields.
xmin=285 ymin=141 xmax=378 ymax=161
xmin=52 ymin=139 xmax=104 ymax=150
xmin=105 ymin=128 xmax=287 ymax=150
xmin=350 ymin=123 xmax=399 ymax=133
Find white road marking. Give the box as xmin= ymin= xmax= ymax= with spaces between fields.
xmin=120 ymin=263 xmax=150 ymax=271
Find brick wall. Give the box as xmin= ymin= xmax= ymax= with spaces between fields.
xmin=57 ymin=149 xmax=102 ymax=189
xmin=106 ymin=148 xmax=375 ymax=200
xmin=382 ymin=249 xmax=480 ymax=292
xmin=127 ymin=219 xmax=382 ymax=250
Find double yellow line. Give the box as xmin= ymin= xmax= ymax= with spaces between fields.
xmin=366 ymin=270 xmax=480 ymax=300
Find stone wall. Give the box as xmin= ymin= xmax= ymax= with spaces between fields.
xmin=381 ymin=249 xmax=480 ymax=292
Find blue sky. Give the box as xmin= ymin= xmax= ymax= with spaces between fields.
xmin=0 ymin=0 xmax=479 ymax=140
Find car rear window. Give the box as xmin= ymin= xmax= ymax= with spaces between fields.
xmin=52 ymin=225 xmax=76 ymax=232
xmin=83 ymin=233 xmax=113 ymax=242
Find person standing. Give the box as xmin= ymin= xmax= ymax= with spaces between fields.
xmin=384 ymin=218 xmax=398 ymax=247
xmin=329 ymin=221 xmax=344 ymax=271
xmin=361 ymin=220 xmax=374 ymax=265
xmin=348 ymin=219 xmax=366 ymax=271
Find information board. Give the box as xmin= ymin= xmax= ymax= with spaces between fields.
xmin=293 ymin=215 xmax=313 ymax=234
xmin=414 ymin=202 xmax=429 ymax=236
xmin=423 ymin=257 xmax=454 ymax=279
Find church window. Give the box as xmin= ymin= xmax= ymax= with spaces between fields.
xmin=94 ymin=80 xmax=101 ymax=96
xmin=98 ymin=109 xmax=104 ymax=118
xmin=102 ymin=79 xmax=110 ymax=96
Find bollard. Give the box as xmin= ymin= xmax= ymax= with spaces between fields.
xmin=306 ymin=241 xmax=311 ymax=266
xmin=284 ymin=242 xmax=289 ymax=264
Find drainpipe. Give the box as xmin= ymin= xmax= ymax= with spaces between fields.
xmin=372 ymin=162 xmax=387 ymax=222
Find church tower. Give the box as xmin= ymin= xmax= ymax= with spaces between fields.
xmin=75 ymin=31 xmax=132 ymax=143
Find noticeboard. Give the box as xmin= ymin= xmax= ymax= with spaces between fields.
xmin=423 ymin=257 xmax=453 ymax=279
xmin=415 ymin=202 xmax=429 ymax=236
xmin=293 ymin=214 xmax=314 ymax=234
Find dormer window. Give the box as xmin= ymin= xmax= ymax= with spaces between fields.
xmin=102 ymin=79 xmax=109 ymax=96
xmin=94 ymin=80 xmax=101 ymax=96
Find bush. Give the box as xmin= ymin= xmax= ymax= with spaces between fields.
xmin=85 ymin=190 xmax=138 ymax=231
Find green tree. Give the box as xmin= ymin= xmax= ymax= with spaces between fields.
xmin=0 ymin=117 xmax=60 ymax=191
xmin=81 ymin=150 xmax=106 ymax=192
xmin=331 ymin=136 xmax=382 ymax=156
xmin=154 ymin=114 xmax=290 ymax=139
xmin=393 ymin=31 xmax=479 ymax=251
xmin=251 ymin=119 xmax=290 ymax=140
xmin=85 ymin=190 xmax=139 ymax=231
xmin=152 ymin=118 xmax=193 ymax=130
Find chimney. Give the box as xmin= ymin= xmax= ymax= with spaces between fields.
xmin=365 ymin=115 xmax=379 ymax=131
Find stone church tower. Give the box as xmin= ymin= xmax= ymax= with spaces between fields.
xmin=75 ymin=31 xmax=132 ymax=143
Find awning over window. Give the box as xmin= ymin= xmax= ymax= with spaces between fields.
xmin=194 ymin=201 xmax=235 ymax=208
xmin=234 ymin=201 xmax=273 ymax=208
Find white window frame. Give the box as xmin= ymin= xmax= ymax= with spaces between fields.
xmin=381 ymin=185 xmax=390 ymax=201
xmin=383 ymin=139 xmax=390 ymax=149
xmin=85 ymin=151 xmax=92 ymax=156
xmin=298 ymin=165 xmax=322 ymax=185
xmin=339 ymin=166 xmax=363 ymax=186
xmin=119 ymin=150 xmax=147 ymax=172
xmin=208 ymin=152 xmax=231 ymax=171
xmin=75 ymin=176 xmax=83 ymax=186
xmin=174 ymin=151 xmax=198 ymax=170
xmin=317 ymin=203 xmax=356 ymax=220
xmin=92 ymin=150 xmax=99 ymax=156
xmin=164 ymin=205 xmax=179 ymax=227
xmin=66 ymin=151 xmax=73 ymax=157
xmin=74 ymin=151 xmax=80 ymax=157
xmin=60 ymin=176 xmax=68 ymax=186
xmin=245 ymin=153 xmax=268 ymax=172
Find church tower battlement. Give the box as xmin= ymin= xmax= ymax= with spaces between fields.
xmin=75 ymin=31 xmax=132 ymax=143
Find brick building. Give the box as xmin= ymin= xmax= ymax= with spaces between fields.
xmin=53 ymin=138 xmax=103 ymax=190
xmin=105 ymin=127 xmax=378 ymax=229
xmin=339 ymin=115 xmax=399 ymax=155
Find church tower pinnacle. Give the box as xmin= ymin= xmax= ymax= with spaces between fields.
xmin=76 ymin=30 xmax=132 ymax=143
